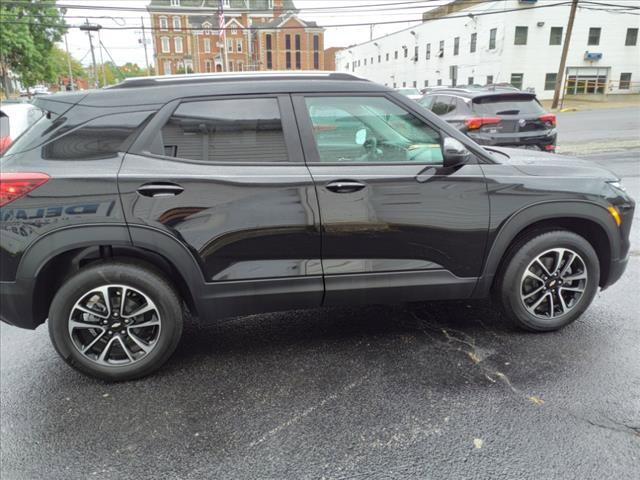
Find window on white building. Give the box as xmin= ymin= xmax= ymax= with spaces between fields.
xmin=159 ymin=16 xmax=168 ymax=31
xmin=489 ymin=28 xmax=497 ymax=50
xmin=588 ymin=27 xmax=601 ymax=46
xmin=544 ymin=73 xmax=557 ymax=91
xmin=470 ymin=33 xmax=477 ymax=53
xmin=173 ymin=16 xmax=181 ymax=31
xmin=223 ymin=0 xmax=230 ymax=8
xmin=204 ymin=38 xmax=211 ymax=53
xmin=550 ymin=27 xmax=563 ymax=45
xmin=171 ymin=0 xmax=180 ymax=6
xmin=620 ymin=72 xmax=632 ymax=89
xmin=438 ymin=40 xmax=444 ymax=57
xmin=175 ymin=36 xmax=183 ymax=53
xmin=625 ymin=28 xmax=638 ymax=46
xmin=394 ymin=50 xmax=398 ymax=59
xmin=514 ymin=26 xmax=528 ymax=45
xmin=468 ymin=77 xmax=474 ymax=85
xmin=414 ymin=46 xmax=418 ymax=61
xmin=424 ymin=80 xmax=428 ymax=87
xmin=453 ymin=37 xmax=460 ymax=55
xmin=386 ymin=52 xmax=389 ymax=61
xmin=425 ymin=43 xmax=430 ymax=59
xmin=486 ymin=75 xmax=493 ymax=85
xmin=161 ymin=36 xmax=170 ymax=53
xmin=510 ymin=73 xmax=524 ymax=90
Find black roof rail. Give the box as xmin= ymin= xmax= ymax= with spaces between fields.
xmin=108 ymin=71 xmax=364 ymax=89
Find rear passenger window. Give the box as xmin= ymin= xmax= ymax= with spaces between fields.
xmin=431 ymin=96 xmax=453 ymax=115
xmin=158 ymin=98 xmax=289 ymax=163
xmin=42 ymin=111 xmax=152 ymax=160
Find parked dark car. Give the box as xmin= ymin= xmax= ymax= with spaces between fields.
xmin=0 ymin=72 xmax=633 ymax=381
xmin=419 ymin=88 xmax=557 ymax=151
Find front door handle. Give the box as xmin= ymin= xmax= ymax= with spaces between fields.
xmin=325 ymin=180 xmax=366 ymax=194
xmin=137 ymin=183 xmax=184 ymax=198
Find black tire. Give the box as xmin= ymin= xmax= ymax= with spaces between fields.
xmin=496 ymin=230 xmax=600 ymax=332
xmin=48 ymin=262 xmax=183 ymax=381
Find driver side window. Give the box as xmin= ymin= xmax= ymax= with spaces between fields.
xmin=304 ymin=96 xmax=443 ymax=164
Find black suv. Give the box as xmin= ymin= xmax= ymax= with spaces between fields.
xmin=0 ymin=73 xmax=633 ymax=381
xmin=420 ymin=88 xmax=557 ymax=151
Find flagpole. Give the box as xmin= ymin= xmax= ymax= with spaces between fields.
xmin=218 ymin=0 xmax=229 ymax=72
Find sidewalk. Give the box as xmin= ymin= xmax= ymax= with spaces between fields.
xmin=541 ymin=94 xmax=640 ymax=112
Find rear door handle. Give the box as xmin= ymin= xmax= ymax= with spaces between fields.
xmin=325 ymin=180 xmax=366 ymax=194
xmin=137 ymin=183 xmax=184 ymax=198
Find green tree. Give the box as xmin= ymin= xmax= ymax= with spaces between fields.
xmin=0 ymin=0 xmax=67 ymax=90
xmin=49 ymin=46 xmax=87 ymax=82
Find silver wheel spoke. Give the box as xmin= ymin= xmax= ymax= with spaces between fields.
xmin=522 ymin=286 xmax=544 ymax=300
xmin=524 ymin=270 xmax=545 ymax=283
xmin=129 ymin=332 xmax=153 ymax=353
xmin=129 ymin=318 xmax=160 ymax=329
xmin=551 ymin=249 xmax=565 ymax=275
xmin=69 ymin=319 xmax=104 ymax=330
xmin=560 ymin=286 xmax=585 ymax=293
xmin=74 ymin=305 xmax=109 ymax=320
xmin=122 ymin=303 xmax=155 ymax=319
xmin=119 ymin=286 xmax=128 ymax=315
xmin=528 ymin=292 xmax=550 ymax=313
xmin=116 ymin=336 xmax=135 ymax=362
xmin=82 ymin=330 xmax=107 ymax=353
xmin=548 ymin=293 xmax=555 ymax=317
xmin=98 ymin=336 xmax=118 ymax=363
xmin=558 ymin=292 xmax=568 ymax=315
xmin=564 ymin=272 xmax=587 ymax=281
xmin=535 ymin=258 xmax=552 ymax=277
xmin=93 ymin=286 xmax=112 ymax=318
xmin=560 ymin=252 xmax=576 ymax=277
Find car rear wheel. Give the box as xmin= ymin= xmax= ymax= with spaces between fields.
xmin=497 ymin=230 xmax=600 ymax=332
xmin=48 ymin=262 xmax=183 ymax=381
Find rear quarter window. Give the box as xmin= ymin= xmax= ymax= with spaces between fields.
xmin=41 ymin=111 xmax=153 ymax=160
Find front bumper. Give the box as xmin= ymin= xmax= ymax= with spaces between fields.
xmin=0 ymin=280 xmax=39 ymax=330
xmin=602 ymin=256 xmax=629 ymax=290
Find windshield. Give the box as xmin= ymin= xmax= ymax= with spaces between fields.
xmin=472 ymin=95 xmax=544 ymax=116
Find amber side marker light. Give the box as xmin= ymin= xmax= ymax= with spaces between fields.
xmin=608 ymin=205 xmax=622 ymax=227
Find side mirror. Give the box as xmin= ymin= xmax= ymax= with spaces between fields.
xmin=443 ymin=137 xmax=471 ymax=167
xmin=355 ymin=128 xmax=367 ymax=146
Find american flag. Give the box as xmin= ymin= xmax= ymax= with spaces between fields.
xmin=217 ymin=0 xmax=226 ymax=38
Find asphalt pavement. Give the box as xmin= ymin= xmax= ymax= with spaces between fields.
xmin=1 ymin=109 xmax=639 ymax=480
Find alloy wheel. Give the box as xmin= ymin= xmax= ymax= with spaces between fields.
xmin=520 ymin=248 xmax=588 ymax=320
xmin=67 ymin=284 xmax=161 ymax=366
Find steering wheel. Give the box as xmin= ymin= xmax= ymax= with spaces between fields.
xmin=361 ymin=131 xmax=382 ymax=162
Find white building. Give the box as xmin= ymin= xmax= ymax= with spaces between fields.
xmin=336 ymin=0 xmax=640 ymax=99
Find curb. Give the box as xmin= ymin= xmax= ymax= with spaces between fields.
xmin=559 ymin=107 xmax=578 ymax=112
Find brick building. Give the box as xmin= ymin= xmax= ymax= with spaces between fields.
xmin=147 ymin=0 xmax=326 ymax=75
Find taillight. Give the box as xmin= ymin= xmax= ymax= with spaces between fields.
xmin=464 ymin=116 xmax=502 ymax=130
xmin=539 ymin=113 xmax=556 ymax=127
xmin=0 ymin=136 xmax=11 ymax=155
xmin=0 ymin=173 xmax=50 ymax=208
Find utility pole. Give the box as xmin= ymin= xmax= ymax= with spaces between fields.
xmin=80 ymin=20 xmax=101 ymax=89
xmin=64 ymin=33 xmax=74 ymax=90
xmin=141 ymin=17 xmax=151 ymax=75
xmin=552 ymin=0 xmax=579 ymax=109
xmin=97 ymin=29 xmax=107 ymax=87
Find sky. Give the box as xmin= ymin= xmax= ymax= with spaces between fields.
xmin=60 ymin=0 xmax=433 ymax=67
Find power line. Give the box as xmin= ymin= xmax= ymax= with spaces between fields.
xmin=2 ymin=1 xmax=597 ymax=31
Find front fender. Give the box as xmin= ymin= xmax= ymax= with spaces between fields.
xmin=473 ymin=200 xmax=620 ymax=298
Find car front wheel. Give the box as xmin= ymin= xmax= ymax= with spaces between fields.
xmin=497 ymin=230 xmax=600 ymax=332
